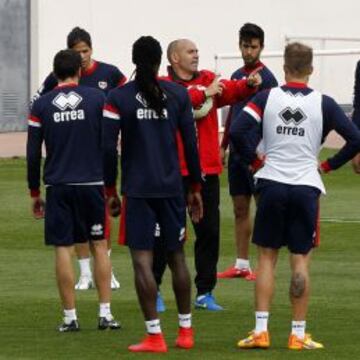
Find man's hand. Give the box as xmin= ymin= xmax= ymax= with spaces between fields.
xmin=247 ymin=67 xmax=263 ymax=88
xmin=352 ymin=153 xmax=360 ymax=174
xmin=32 ymin=197 xmax=45 ymax=219
xmin=187 ymin=191 xmax=203 ymax=223
xmin=205 ymin=75 xmax=224 ymax=97
xmin=107 ymin=195 xmax=121 ymax=217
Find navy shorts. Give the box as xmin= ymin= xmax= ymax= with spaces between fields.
xmin=228 ymin=153 xmax=255 ymax=196
xmin=45 ymin=185 xmax=105 ymax=246
xmin=119 ymin=196 xmax=186 ymax=251
xmin=252 ymin=179 xmax=321 ymax=254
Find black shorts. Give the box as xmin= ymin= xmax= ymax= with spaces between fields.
xmin=45 ymin=185 xmax=105 ymax=246
xmin=252 ymin=179 xmax=320 ymax=254
xmin=119 ymin=196 xmax=186 ymax=251
xmin=228 ymin=153 xmax=255 ymax=196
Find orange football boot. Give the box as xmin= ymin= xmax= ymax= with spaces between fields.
xmin=128 ymin=333 xmax=168 ymax=353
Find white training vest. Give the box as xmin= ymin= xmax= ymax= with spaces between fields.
xmin=255 ymin=87 xmax=326 ymax=194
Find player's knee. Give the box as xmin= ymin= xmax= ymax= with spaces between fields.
xmin=131 ymin=256 xmax=152 ymax=275
xmin=90 ymin=239 xmax=107 ymax=253
xmin=233 ymin=203 xmax=250 ymax=220
xmin=167 ymin=249 xmax=184 ymax=268
xmin=290 ymin=272 xmax=306 ymax=298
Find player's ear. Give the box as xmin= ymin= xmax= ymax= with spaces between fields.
xmin=170 ymin=51 xmax=179 ymax=64
xmin=308 ymin=65 xmax=314 ymax=76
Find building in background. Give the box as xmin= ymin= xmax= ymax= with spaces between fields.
xmin=0 ymin=0 xmax=29 ymax=132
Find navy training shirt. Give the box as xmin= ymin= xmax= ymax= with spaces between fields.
xmin=103 ymin=80 xmax=202 ymax=198
xmin=27 ymin=83 xmax=105 ymax=190
xmin=230 ymin=63 xmax=278 ymax=120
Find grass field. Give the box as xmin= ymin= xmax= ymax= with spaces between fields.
xmin=0 ymin=149 xmax=359 ymax=359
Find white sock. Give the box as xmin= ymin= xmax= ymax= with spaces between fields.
xmin=255 ymin=311 xmax=269 ymax=334
xmin=178 ymin=313 xmax=192 ymax=328
xmin=145 ymin=319 xmax=161 ymax=334
xmin=64 ymin=308 xmax=77 ymax=324
xmin=78 ymin=258 xmax=92 ymax=277
xmin=291 ymin=320 xmax=306 ymax=339
xmin=235 ymin=258 xmax=250 ymax=270
xmin=99 ymin=302 xmax=111 ymax=318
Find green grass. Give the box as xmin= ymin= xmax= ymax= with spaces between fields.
xmin=0 ymin=150 xmax=359 ymax=359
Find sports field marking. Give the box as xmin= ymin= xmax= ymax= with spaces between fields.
xmin=320 ymin=217 xmax=360 ymax=224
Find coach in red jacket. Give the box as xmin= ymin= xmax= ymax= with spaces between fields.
xmin=153 ymin=38 xmax=261 ymax=311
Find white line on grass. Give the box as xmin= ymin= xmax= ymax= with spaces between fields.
xmin=320 ymin=218 xmax=360 ymax=224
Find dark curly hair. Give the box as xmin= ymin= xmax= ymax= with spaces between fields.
xmin=132 ymin=36 xmax=166 ymax=118
xmin=239 ymin=23 xmax=264 ymax=47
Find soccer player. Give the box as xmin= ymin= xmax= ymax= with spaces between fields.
xmin=27 ymin=49 xmax=121 ymax=332
xmin=32 ymin=27 xmax=126 ymax=290
xmin=32 ymin=27 xmax=126 ymax=99
xmin=351 ymin=60 xmax=360 ymax=173
xmin=218 ymin=23 xmax=278 ymax=280
xmin=152 ymin=38 xmax=262 ymax=312
xmin=231 ymin=42 xmax=360 ymax=350
xmin=103 ymin=36 xmax=203 ymax=353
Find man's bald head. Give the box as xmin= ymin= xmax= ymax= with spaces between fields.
xmin=166 ymin=39 xmax=199 ymax=79
xmin=167 ymin=40 xmax=180 ymax=63
xmin=167 ymin=39 xmax=196 ymax=63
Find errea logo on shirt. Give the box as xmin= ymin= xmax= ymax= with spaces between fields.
xmin=53 ymin=92 xmax=82 ymax=110
xmin=137 ymin=108 xmax=168 ymax=120
xmin=135 ymin=93 xmax=149 ymax=107
xmin=52 ymin=91 xmax=85 ymax=123
xmin=135 ymin=92 xmax=168 ymax=120
xmin=280 ymin=107 xmax=307 ymax=125
xmin=277 ymin=107 xmax=307 ymax=137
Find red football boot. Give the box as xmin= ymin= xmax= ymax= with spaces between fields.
xmin=128 ymin=333 xmax=168 ymax=353
xmin=217 ymin=266 xmax=256 ymax=280
xmin=175 ymin=327 xmax=194 ymax=349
